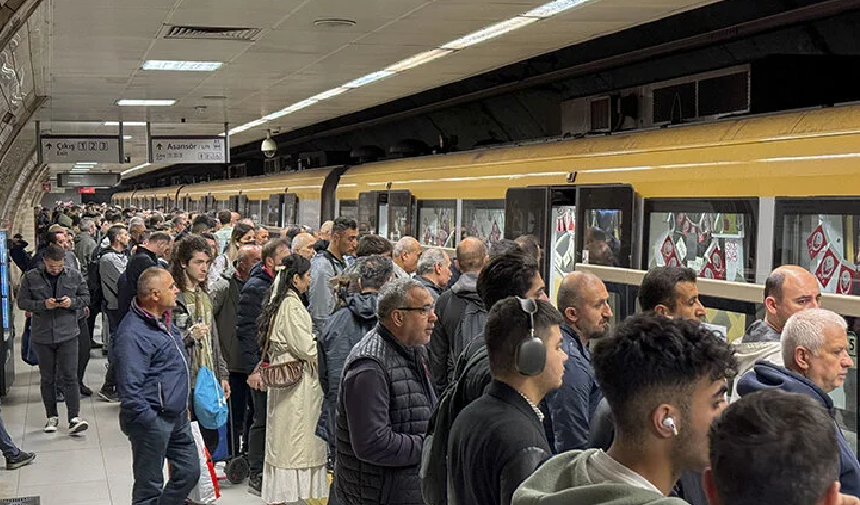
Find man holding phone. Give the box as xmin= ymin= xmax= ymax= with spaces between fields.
xmin=18 ymin=244 xmax=90 ymax=435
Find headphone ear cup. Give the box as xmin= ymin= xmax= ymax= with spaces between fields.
xmin=516 ymin=337 xmax=546 ymax=376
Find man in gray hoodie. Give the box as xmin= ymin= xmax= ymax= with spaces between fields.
xmin=730 ymin=265 xmax=820 ymax=401
xmin=513 ymin=314 xmax=736 ymax=505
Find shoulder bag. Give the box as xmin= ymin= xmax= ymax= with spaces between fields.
xmin=255 ymin=313 xmax=304 ymax=389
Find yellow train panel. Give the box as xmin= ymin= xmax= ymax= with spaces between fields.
xmin=337 ymin=105 xmax=860 ymax=201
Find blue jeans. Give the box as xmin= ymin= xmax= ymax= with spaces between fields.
xmin=122 ymin=414 xmax=200 ymax=505
xmin=0 ymin=407 xmax=19 ymax=458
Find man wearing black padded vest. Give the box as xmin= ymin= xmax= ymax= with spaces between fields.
xmin=334 ymin=277 xmax=438 ymax=505
xmin=448 ymin=297 xmax=566 ymax=505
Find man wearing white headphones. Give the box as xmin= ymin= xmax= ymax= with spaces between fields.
xmin=447 ymin=297 xmax=567 ymax=505
xmin=514 ymin=313 xmax=736 ymax=505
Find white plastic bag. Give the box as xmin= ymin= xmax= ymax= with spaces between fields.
xmin=188 ymin=421 xmax=219 ymax=504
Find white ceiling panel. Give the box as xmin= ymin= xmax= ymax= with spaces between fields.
xmin=40 ymin=0 xmax=726 ymax=170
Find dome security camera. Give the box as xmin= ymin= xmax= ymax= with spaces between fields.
xmin=261 ymin=130 xmax=277 ymax=159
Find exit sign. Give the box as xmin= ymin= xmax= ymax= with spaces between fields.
xmin=77 ymin=187 xmax=95 ymax=194
xmin=41 ymin=182 xmax=51 ymax=192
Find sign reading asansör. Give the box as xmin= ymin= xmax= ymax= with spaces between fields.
xmin=149 ymin=136 xmax=226 ymax=164
xmin=40 ymin=135 xmax=122 ymax=164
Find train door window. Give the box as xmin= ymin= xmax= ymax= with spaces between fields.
xmin=237 ymin=195 xmax=249 ymax=218
xmin=775 ymin=198 xmax=859 ymax=296
xmin=775 ymin=197 xmax=860 ymax=454
xmin=298 ymin=199 xmax=320 ymax=229
xmin=465 ymin=199 xmax=506 ymax=249
xmin=548 ymin=188 xmax=577 ymax=304
xmin=267 ymin=194 xmax=284 ymax=227
xmin=229 ymin=195 xmax=239 ymax=213
xmin=339 ymin=200 xmax=358 ymax=222
xmin=204 ymin=196 xmax=216 ymax=212
xmin=644 ymin=198 xmax=758 ymax=283
xmin=388 ymin=191 xmax=414 ymax=242
xmin=284 ymin=194 xmax=299 ymax=226
xmin=358 ymin=193 xmax=379 ymax=235
xmin=575 ymin=185 xmax=637 ymax=269
xmin=250 ymin=200 xmax=264 ymax=224
xmin=417 ymin=200 xmax=456 ymax=247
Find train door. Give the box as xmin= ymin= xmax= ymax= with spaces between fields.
xmin=237 ymin=195 xmax=249 ymax=218
xmin=505 ymin=187 xmax=577 ymax=303
xmin=229 ymin=195 xmax=239 ymax=213
xmin=387 ymin=190 xmax=415 ymax=242
xmin=267 ymin=194 xmax=284 ymax=228
xmin=774 ymin=197 xmax=860 ymax=455
xmin=358 ymin=192 xmax=381 ymax=235
xmin=283 ymin=193 xmax=299 ymax=226
xmin=575 ymin=185 xmax=640 ymax=270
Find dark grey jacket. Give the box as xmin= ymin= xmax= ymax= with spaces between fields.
xmin=18 ymin=265 xmax=89 ymax=344
xmin=210 ymin=272 xmax=245 ymax=373
xmin=427 ymin=273 xmax=485 ymax=395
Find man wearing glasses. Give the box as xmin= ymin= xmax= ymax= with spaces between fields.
xmin=334 ymin=277 xmax=438 ymax=505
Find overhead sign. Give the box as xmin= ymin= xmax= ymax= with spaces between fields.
xmin=39 ymin=134 xmax=122 ymax=164
xmin=41 ymin=182 xmax=51 ymax=192
xmin=77 ymin=187 xmax=95 ymax=194
xmin=57 ymin=173 xmax=120 ymax=188
xmin=149 ymin=136 xmax=226 ymax=164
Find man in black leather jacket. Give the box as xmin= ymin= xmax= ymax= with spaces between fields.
xmin=448 ymin=298 xmax=566 ymax=505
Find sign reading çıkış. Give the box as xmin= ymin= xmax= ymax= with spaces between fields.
xmin=40 ymin=135 xmax=122 ymax=164
xmin=150 ymin=136 xmax=226 ymax=164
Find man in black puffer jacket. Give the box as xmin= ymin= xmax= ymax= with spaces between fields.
xmin=335 ymin=277 xmax=437 ymax=505
xmin=236 ymin=238 xmax=290 ymax=496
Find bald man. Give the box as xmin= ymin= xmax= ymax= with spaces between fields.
xmin=291 ymin=232 xmax=317 ymax=260
xmin=731 ymin=265 xmax=822 ymax=401
xmin=392 ymin=236 xmax=421 ymax=279
xmin=428 ymin=237 xmax=488 ymax=394
xmin=545 ymin=271 xmax=612 ymax=452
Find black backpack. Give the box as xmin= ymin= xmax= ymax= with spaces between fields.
xmin=87 ymin=248 xmax=116 ymax=311
xmin=420 ymin=344 xmax=489 ymax=505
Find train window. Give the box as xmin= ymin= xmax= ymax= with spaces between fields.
xmin=644 ymin=198 xmax=758 ymax=282
xmin=550 ymin=203 xmax=576 ymax=303
xmin=339 ymin=200 xmax=358 ymax=222
xmin=775 ymin=199 xmax=859 ymax=296
xmin=583 ymin=209 xmax=622 ymax=267
xmin=298 ymin=199 xmax=320 ymax=229
xmin=417 ymin=200 xmax=456 ymax=248
xmin=284 ymin=194 xmax=299 ymax=226
xmin=463 ymin=200 xmax=504 ymax=249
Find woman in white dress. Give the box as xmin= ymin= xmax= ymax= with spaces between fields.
xmin=257 ymin=254 xmax=328 ymax=505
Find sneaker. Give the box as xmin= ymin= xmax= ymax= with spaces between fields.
xmin=98 ymin=387 xmax=119 ymax=403
xmin=6 ymin=451 xmax=35 ymax=470
xmin=69 ymin=417 xmax=89 ymax=435
xmin=80 ymin=385 xmax=92 ymax=397
xmin=248 ymin=473 xmax=262 ymax=496
xmin=44 ymin=417 xmax=59 ymax=433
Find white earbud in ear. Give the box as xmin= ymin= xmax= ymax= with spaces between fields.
xmin=662 ymin=416 xmax=678 ymax=436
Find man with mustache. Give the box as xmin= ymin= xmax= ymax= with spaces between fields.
xmin=545 ymin=272 xmax=612 ymax=452
xmin=737 ymin=308 xmax=860 ymax=497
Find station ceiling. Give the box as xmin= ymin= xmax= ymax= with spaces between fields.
xmin=35 ymin=0 xmax=721 ymax=177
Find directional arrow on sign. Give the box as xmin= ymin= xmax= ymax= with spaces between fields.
xmin=45 ymin=143 xmax=52 ymax=150
xmin=156 ymin=143 xmax=163 ymax=150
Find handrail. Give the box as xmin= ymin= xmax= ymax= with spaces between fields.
xmin=575 ymin=264 xmax=860 ymax=318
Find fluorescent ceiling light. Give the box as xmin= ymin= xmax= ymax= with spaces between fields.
xmin=121 ymin=162 xmax=150 ymax=176
xmin=525 ymin=0 xmax=591 ymax=18
xmin=75 ymin=162 xmax=97 ymax=166
xmin=104 ymin=121 xmax=147 ymax=126
xmin=123 ymin=135 xmax=132 ymax=140
xmin=142 ymin=60 xmax=223 ymax=72
xmin=225 ymin=0 xmax=596 ymax=137
xmin=309 ymin=87 xmax=349 ymax=101
xmin=342 ymin=70 xmax=394 ymax=89
xmin=385 ymin=49 xmax=453 ymax=73
xmin=117 ymin=99 xmax=176 ymax=107
xmin=441 ymin=16 xmax=538 ymax=50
